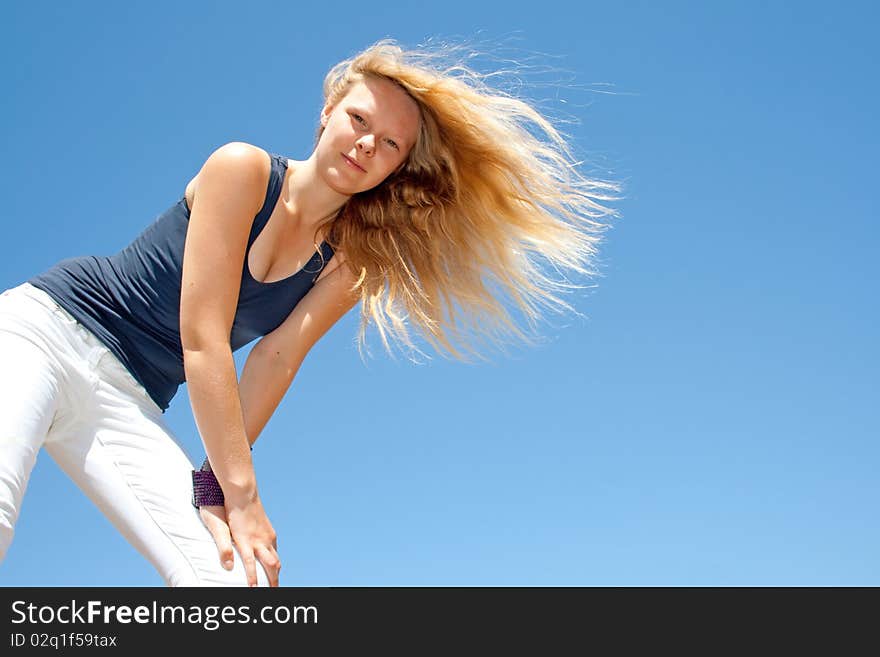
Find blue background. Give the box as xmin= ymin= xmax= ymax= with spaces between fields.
xmin=1 ymin=1 xmax=877 ymax=586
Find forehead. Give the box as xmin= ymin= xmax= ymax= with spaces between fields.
xmin=342 ymin=78 xmax=421 ymax=144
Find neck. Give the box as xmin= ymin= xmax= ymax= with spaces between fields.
xmin=282 ymin=154 xmax=350 ymax=231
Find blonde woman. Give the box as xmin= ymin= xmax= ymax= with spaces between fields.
xmin=0 ymin=39 xmax=621 ymax=586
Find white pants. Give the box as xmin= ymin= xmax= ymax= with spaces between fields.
xmin=0 ymin=282 xmax=270 ymax=586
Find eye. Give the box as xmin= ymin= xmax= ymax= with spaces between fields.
xmin=387 ymin=139 xmax=399 ymax=150
xmin=353 ymin=113 xmax=366 ymax=125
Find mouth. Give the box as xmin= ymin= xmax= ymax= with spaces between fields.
xmin=341 ymin=153 xmax=366 ymax=172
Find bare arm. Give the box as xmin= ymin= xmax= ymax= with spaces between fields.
xmin=180 ymin=142 xmax=266 ymax=492
xmin=178 ymin=141 xmax=277 ymax=585
xmin=239 ymin=253 xmax=360 ymax=445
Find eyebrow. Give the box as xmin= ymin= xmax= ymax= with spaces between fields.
xmin=349 ymin=106 xmax=408 ymax=148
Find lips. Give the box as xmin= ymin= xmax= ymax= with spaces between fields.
xmin=342 ymin=153 xmax=366 ymax=172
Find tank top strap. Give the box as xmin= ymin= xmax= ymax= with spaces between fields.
xmin=246 ymin=152 xmax=288 ymax=249
xmin=318 ymin=240 xmax=335 ymax=262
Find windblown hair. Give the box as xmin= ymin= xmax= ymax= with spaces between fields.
xmin=310 ymin=38 xmax=623 ymax=363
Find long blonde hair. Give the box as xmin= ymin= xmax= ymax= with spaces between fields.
xmin=311 ymin=38 xmax=623 ymax=363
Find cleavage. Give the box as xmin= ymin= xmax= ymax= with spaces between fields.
xmin=247 ymin=200 xmax=318 ymax=284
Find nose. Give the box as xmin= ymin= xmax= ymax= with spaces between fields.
xmin=356 ymin=135 xmax=375 ymax=156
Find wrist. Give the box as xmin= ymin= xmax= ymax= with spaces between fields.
xmin=221 ymin=477 xmax=259 ymax=505
xmin=191 ymin=470 xmax=224 ymax=507
xmin=193 ymin=446 xmax=254 ymax=508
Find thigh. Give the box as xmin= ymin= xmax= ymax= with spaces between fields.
xmin=0 ymin=329 xmax=61 ymax=447
xmin=0 ymin=286 xmax=68 ymax=441
xmin=0 ymin=299 xmax=66 ymax=559
xmin=44 ymin=352 xmax=271 ymax=587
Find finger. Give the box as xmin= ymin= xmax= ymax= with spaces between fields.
xmin=254 ymin=545 xmax=281 ymax=587
xmin=239 ymin=546 xmax=258 ymax=587
xmin=199 ymin=506 xmax=235 ymax=570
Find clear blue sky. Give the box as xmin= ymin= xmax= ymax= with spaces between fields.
xmin=1 ymin=1 xmax=876 ymax=586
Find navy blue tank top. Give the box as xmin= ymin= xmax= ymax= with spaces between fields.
xmin=27 ymin=152 xmax=334 ymax=412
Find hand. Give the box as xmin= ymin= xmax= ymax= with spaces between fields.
xmin=198 ymin=504 xmax=237 ymax=571
xmin=198 ymin=499 xmax=281 ymax=587
xmin=223 ymin=489 xmax=281 ymax=587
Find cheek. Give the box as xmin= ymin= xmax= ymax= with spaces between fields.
xmin=363 ymin=162 xmax=396 ymax=188
xmin=322 ymin=117 xmax=349 ymax=142
xmin=381 ymin=148 xmax=405 ymax=169
xmin=374 ymin=158 xmax=399 ymax=182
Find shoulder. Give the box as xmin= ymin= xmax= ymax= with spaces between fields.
xmin=189 ymin=142 xmax=272 ymax=214
xmin=203 ymin=141 xmax=272 ymax=185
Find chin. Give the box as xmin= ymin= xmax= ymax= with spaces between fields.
xmin=322 ymin=167 xmax=360 ymax=195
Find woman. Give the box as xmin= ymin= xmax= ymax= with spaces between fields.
xmin=0 ymin=39 xmax=621 ymax=586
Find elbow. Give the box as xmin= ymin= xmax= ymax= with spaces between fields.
xmin=181 ymin=333 xmax=232 ymax=357
xmin=180 ymin=321 xmax=232 ymax=355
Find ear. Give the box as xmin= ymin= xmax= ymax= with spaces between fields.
xmin=320 ymin=103 xmax=334 ymax=128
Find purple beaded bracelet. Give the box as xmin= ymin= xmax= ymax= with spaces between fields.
xmin=192 ymin=469 xmax=224 ymax=508
xmin=191 ymin=446 xmax=252 ymax=509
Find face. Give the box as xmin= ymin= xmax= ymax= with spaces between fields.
xmin=316 ymin=76 xmax=421 ymax=194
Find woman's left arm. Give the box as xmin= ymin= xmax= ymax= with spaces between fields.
xmin=238 ymin=256 xmax=360 ymax=445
